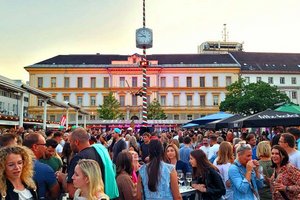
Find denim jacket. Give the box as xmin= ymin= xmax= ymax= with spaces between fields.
xmin=228 ymin=160 xmax=264 ymax=200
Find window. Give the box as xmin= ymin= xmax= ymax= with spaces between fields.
xmin=226 ymin=76 xmax=232 ymax=86
xmin=174 ymin=114 xmax=179 ymax=120
xmin=120 ymin=77 xmax=125 ymax=87
xmin=37 ymin=99 xmax=43 ymax=106
xmin=132 ymin=95 xmax=137 ymax=106
xmin=50 ymin=115 xmax=55 ymax=122
xmin=187 ymin=115 xmax=193 ymax=120
xmin=78 ymin=115 xmax=83 ymax=120
xmin=200 ymin=95 xmax=206 ymax=107
xmin=104 ymin=77 xmax=109 ymax=88
xmin=245 ymin=77 xmax=250 ymax=84
xmin=63 ymin=96 xmax=69 ymax=102
xmin=78 ymin=77 xmax=83 ymax=88
xmin=77 ymin=96 xmax=83 ymax=105
xmin=160 ymin=77 xmax=166 ymax=87
xmin=90 ymin=115 xmax=96 ymax=120
xmin=213 ymin=95 xmax=219 ymax=106
xmin=12 ymin=104 xmax=17 ymax=114
xmin=280 ymin=77 xmax=285 ymax=84
xmin=291 ymin=77 xmax=297 ymax=84
xmin=187 ymin=95 xmax=192 ymax=106
xmin=90 ymin=96 xmax=96 ymax=106
xmin=51 ymin=77 xmax=56 ymax=88
xmin=292 ymin=91 xmax=297 ymax=99
xmin=173 ymin=95 xmax=179 ymax=106
xmin=119 ymin=96 xmax=125 ymax=106
xmin=268 ymin=77 xmax=273 ymax=84
xmin=174 ymin=77 xmax=179 ymax=87
xmin=37 ymin=77 xmax=43 ymax=88
xmin=132 ymin=77 xmax=137 ymax=87
xmin=160 ymin=95 xmax=166 ymax=106
xmin=91 ymin=77 xmax=96 ymax=88
xmin=200 ymin=77 xmax=205 ymax=87
xmin=146 ymin=77 xmax=150 ymax=87
xmin=64 ymin=77 xmax=70 ymax=88
xmin=186 ymin=77 xmax=192 ymax=87
xmin=256 ymin=77 xmax=262 ymax=82
xmin=213 ymin=77 xmax=218 ymax=87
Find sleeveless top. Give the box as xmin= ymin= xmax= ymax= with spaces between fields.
xmin=139 ymin=161 xmax=174 ymax=200
xmin=73 ymin=189 xmax=109 ymax=200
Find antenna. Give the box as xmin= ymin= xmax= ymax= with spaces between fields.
xmin=222 ymin=24 xmax=228 ymax=42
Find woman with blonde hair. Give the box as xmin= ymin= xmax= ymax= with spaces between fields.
xmin=72 ymin=159 xmax=109 ymax=200
xmin=213 ymin=141 xmax=234 ymax=200
xmin=256 ymin=141 xmax=272 ymax=200
xmin=164 ymin=143 xmax=190 ymax=175
xmin=0 ymin=145 xmax=38 ymax=199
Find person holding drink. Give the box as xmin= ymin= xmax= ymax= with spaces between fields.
xmin=270 ymin=145 xmax=300 ymax=200
xmin=189 ymin=149 xmax=225 ymax=200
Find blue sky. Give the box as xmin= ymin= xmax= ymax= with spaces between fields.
xmin=1 ymin=0 xmax=300 ymax=81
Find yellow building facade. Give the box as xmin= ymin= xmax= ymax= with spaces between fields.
xmin=25 ymin=53 xmax=240 ymax=125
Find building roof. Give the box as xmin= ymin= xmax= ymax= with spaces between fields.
xmin=28 ymin=53 xmax=238 ymax=67
xmin=231 ymin=52 xmax=300 ymax=72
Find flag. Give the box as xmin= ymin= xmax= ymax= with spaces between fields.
xmin=60 ymin=115 xmax=66 ymax=126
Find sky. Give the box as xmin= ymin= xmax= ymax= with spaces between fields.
xmin=1 ymin=0 xmax=300 ymax=82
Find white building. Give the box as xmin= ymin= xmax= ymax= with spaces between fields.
xmin=0 ymin=75 xmax=29 ymax=117
xmin=231 ymin=52 xmax=300 ymax=105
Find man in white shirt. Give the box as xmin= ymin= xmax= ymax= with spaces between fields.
xmin=53 ymin=131 xmax=63 ymax=157
xmin=208 ymin=134 xmax=220 ymax=161
xmin=279 ymin=133 xmax=300 ymax=169
xmin=200 ymin=136 xmax=210 ymax=157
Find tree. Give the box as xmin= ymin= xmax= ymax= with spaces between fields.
xmin=220 ymin=78 xmax=290 ymax=115
xmin=147 ymin=98 xmax=167 ymax=120
xmin=97 ymin=92 xmax=124 ymax=119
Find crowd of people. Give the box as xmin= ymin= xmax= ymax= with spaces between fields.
xmin=0 ymin=126 xmax=300 ymax=200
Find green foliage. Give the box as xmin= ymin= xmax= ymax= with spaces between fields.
xmin=220 ymin=78 xmax=290 ymax=115
xmin=97 ymin=92 xmax=124 ymax=119
xmin=147 ymin=98 xmax=167 ymax=120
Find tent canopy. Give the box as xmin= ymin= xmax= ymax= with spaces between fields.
xmin=205 ymin=114 xmax=244 ymax=129
xmin=229 ymin=109 xmax=300 ymax=128
xmin=189 ymin=112 xmax=234 ymax=125
xmin=182 ymin=123 xmax=199 ymax=128
xmin=275 ymin=104 xmax=300 ymax=114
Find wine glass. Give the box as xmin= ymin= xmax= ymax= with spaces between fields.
xmin=177 ymin=170 xmax=184 ymax=186
xmin=186 ymin=172 xmax=192 ymax=189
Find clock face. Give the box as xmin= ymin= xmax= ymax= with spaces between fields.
xmin=137 ymin=29 xmax=152 ymax=43
xmin=136 ymin=28 xmax=153 ymax=49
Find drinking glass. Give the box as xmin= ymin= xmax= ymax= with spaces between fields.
xmin=186 ymin=172 xmax=192 ymax=189
xmin=177 ymin=170 xmax=184 ymax=186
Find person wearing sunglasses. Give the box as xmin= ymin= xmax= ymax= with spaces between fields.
xmin=23 ymin=132 xmax=60 ymax=200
